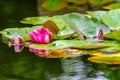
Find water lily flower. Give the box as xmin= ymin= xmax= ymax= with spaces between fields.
xmin=29 ymin=27 xmax=51 ymax=44
xmin=29 ymin=27 xmax=51 ymax=55
xmin=14 ymin=36 xmax=24 ymax=52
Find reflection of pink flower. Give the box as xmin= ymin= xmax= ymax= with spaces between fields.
xmin=29 ymin=27 xmax=51 ymax=55
xmin=29 ymin=48 xmax=51 ymax=55
xmin=29 ymin=27 xmax=51 ymax=44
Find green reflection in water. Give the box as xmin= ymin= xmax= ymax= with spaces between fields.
xmin=0 ymin=0 xmax=120 ymax=80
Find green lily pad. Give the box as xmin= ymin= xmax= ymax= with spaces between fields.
xmin=0 ymin=26 xmax=39 ymax=41
xmin=104 ymin=30 xmax=120 ymax=41
xmin=29 ymin=40 xmax=111 ymax=50
xmin=21 ymin=16 xmax=67 ymax=30
xmin=62 ymin=13 xmax=96 ymax=38
xmin=101 ymin=9 xmax=120 ymax=30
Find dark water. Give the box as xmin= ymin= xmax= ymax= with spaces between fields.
xmin=0 ymin=0 xmax=120 ymax=80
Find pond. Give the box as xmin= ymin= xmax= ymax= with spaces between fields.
xmin=0 ymin=0 xmax=120 ymax=80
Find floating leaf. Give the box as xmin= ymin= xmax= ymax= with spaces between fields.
xmin=104 ymin=30 xmax=120 ymax=41
xmin=29 ymin=40 xmax=111 ymax=50
xmin=88 ymin=52 xmax=120 ymax=64
xmin=103 ymin=3 xmax=120 ymax=10
xmin=0 ymin=26 xmax=39 ymax=41
xmin=21 ymin=16 xmax=67 ymax=30
xmin=41 ymin=0 xmax=67 ymax=11
xmin=62 ymin=13 xmax=96 ymax=38
xmin=101 ymin=9 xmax=120 ymax=30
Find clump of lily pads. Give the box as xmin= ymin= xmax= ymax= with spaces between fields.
xmin=1 ymin=9 xmax=120 ymax=64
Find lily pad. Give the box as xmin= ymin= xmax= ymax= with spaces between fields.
xmin=21 ymin=16 xmax=67 ymax=30
xmin=88 ymin=52 xmax=120 ymax=64
xmin=104 ymin=30 xmax=120 ymax=41
xmin=0 ymin=26 xmax=39 ymax=41
xmin=29 ymin=40 xmax=110 ymax=50
xmin=101 ymin=9 xmax=120 ymax=30
xmin=62 ymin=13 xmax=96 ymax=38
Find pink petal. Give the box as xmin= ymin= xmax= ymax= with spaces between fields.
xmin=14 ymin=36 xmax=24 ymax=52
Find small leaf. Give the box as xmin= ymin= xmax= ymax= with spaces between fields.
xmin=42 ymin=20 xmax=60 ymax=34
xmin=41 ymin=0 xmax=67 ymax=11
xmin=88 ymin=52 xmax=120 ymax=64
xmin=62 ymin=13 xmax=96 ymax=38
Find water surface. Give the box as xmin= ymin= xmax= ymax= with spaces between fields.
xmin=0 ymin=0 xmax=120 ymax=80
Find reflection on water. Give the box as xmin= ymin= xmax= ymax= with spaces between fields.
xmin=0 ymin=0 xmax=120 ymax=80
xmin=45 ymin=57 xmax=108 ymax=80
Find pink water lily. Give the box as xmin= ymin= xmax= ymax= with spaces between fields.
xmin=29 ymin=27 xmax=51 ymax=44
xmin=29 ymin=27 xmax=51 ymax=55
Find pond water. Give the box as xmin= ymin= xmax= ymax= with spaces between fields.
xmin=0 ymin=0 xmax=120 ymax=80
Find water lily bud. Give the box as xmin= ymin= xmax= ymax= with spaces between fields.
xmin=29 ymin=27 xmax=51 ymax=44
